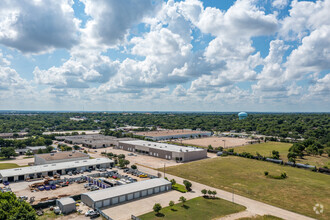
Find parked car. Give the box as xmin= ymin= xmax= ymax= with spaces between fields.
xmin=19 ymin=196 xmax=28 ymax=200
xmin=90 ymin=211 xmax=100 ymax=219
xmin=85 ymin=210 xmax=95 ymax=217
xmin=68 ymin=172 xmax=72 ymax=176
xmin=53 ymin=206 xmax=61 ymax=215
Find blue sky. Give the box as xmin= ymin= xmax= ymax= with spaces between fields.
xmin=0 ymin=0 xmax=329 ymax=112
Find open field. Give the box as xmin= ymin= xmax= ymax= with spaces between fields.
xmin=230 ymin=142 xmax=330 ymax=167
xmin=163 ymin=156 xmax=330 ymax=219
xmin=175 ymin=137 xmax=251 ymax=148
xmin=0 ymin=163 xmax=27 ymax=170
xmin=237 ymin=215 xmax=283 ymax=220
xmin=139 ymin=197 xmax=246 ymax=220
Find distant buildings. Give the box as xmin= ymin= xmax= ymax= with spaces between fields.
xmin=133 ymin=129 xmax=212 ymax=141
xmin=55 ymin=134 xmax=134 ymax=148
xmin=117 ymin=140 xmax=207 ymax=162
xmin=34 ymin=151 xmax=90 ymax=165
xmin=0 ymin=132 xmax=28 ymax=139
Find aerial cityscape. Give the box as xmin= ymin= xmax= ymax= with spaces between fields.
xmin=0 ymin=0 xmax=329 ymax=220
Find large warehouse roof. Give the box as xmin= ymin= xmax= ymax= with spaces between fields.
xmin=119 ymin=140 xmax=205 ymax=153
xmin=82 ymin=178 xmax=170 ymax=202
xmin=134 ymin=129 xmax=211 ymax=137
xmin=0 ymin=158 xmax=113 ymax=178
xmin=36 ymin=151 xmax=89 ymax=161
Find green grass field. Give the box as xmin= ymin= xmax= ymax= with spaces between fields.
xmin=230 ymin=142 xmax=330 ymax=167
xmin=164 ymin=157 xmax=330 ymax=219
xmin=139 ymin=197 xmax=246 ymax=220
xmin=0 ymin=163 xmax=25 ymax=170
xmin=172 ymin=183 xmax=187 ymax=193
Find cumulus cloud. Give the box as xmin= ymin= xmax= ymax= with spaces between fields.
xmin=0 ymin=0 xmax=79 ymax=53
xmin=285 ymin=25 xmax=330 ymax=79
xmin=82 ymin=0 xmax=160 ymax=46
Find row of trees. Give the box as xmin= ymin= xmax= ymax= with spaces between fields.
xmin=0 ymin=113 xmax=329 ymax=144
xmin=288 ymin=139 xmax=330 ymax=162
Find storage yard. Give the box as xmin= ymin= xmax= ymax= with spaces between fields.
xmin=175 ymin=136 xmax=251 ymax=148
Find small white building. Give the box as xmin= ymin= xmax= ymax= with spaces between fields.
xmin=81 ymin=178 xmax=171 ymax=209
xmin=56 ymin=197 xmax=76 ymax=214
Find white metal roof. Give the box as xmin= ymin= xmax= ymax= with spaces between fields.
xmin=82 ymin=178 xmax=171 ymax=202
xmin=119 ymin=140 xmax=205 ymax=153
xmin=0 ymin=158 xmax=113 ymax=178
xmin=57 ymin=197 xmax=75 ymax=205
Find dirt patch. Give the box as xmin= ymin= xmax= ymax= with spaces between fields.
xmin=175 ymin=137 xmax=251 ymax=149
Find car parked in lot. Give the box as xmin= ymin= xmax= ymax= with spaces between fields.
xmin=85 ymin=210 xmax=96 ymax=217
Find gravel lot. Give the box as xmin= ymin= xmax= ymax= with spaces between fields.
xmin=175 ymin=137 xmax=250 ymax=148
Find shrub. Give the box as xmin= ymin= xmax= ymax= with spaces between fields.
xmin=153 ymin=203 xmax=162 ymax=214
xmin=131 ymin=164 xmax=137 ymax=169
xmin=170 ymin=179 xmax=176 ymax=185
xmin=264 ymin=171 xmax=269 ymax=176
xmin=183 ymin=180 xmax=192 ymax=191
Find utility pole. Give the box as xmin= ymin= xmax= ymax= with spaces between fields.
xmin=232 ymin=188 xmax=234 ymax=203
xmin=163 ymin=163 xmax=165 ymax=178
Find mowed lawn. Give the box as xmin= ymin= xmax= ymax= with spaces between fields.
xmin=139 ymin=197 xmax=246 ymax=220
xmin=164 ymin=157 xmax=330 ymax=219
xmin=0 ymin=163 xmax=23 ymax=170
xmin=230 ymin=142 xmax=330 ymax=167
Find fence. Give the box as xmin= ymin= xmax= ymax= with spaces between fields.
xmin=95 ymin=208 xmax=113 ymax=220
xmin=131 ymin=215 xmax=142 ymax=220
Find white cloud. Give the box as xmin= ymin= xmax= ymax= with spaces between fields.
xmin=82 ymin=0 xmax=160 ymax=46
xmin=279 ymin=0 xmax=330 ymax=40
xmin=285 ymin=25 xmax=330 ymax=79
xmin=0 ymin=0 xmax=80 ymax=53
xmin=272 ymin=0 xmax=288 ymax=9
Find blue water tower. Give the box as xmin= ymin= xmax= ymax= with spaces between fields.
xmin=238 ymin=112 xmax=248 ymax=120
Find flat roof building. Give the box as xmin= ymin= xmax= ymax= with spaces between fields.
xmin=133 ymin=129 xmax=212 ymax=141
xmin=34 ymin=151 xmax=90 ymax=165
xmin=118 ymin=140 xmax=207 ymax=162
xmin=0 ymin=158 xmax=113 ymax=182
xmin=81 ymin=178 xmax=171 ymax=209
xmin=55 ymin=135 xmax=135 ymax=148
xmin=56 ymin=197 xmax=76 ymax=214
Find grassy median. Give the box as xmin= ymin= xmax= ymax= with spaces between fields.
xmin=139 ymin=197 xmax=246 ymax=220
xmin=164 ymin=156 xmax=330 ymax=219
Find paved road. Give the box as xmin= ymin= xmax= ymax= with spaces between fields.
xmin=138 ymin=166 xmax=315 ymax=220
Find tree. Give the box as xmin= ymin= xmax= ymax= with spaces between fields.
xmin=170 ymin=179 xmax=176 ymax=186
xmin=212 ymin=190 xmax=217 ymax=198
xmin=0 ymin=192 xmax=36 ymax=220
xmin=208 ymin=145 xmax=213 ymax=150
xmin=201 ymin=189 xmax=207 ymax=197
xmin=37 ymin=148 xmax=43 ymax=154
xmin=0 ymin=147 xmax=17 ymax=158
xmin=179 ymin=196 xmax=186 ymax=206
xmin=208 ymin=190 xmax=212 ymax=197
xmin=183 ymin=180 xmax=192 ymax=191
xmin=46 ymin=146 xmax=54 ymax=153
xmin=44 ymin=139 xmax=53 ymax=146
xmin=131 ymin=164 xmax=137 ymax=169
xmin=73 ymin=145 xmax=80 ymax=150
xmin=169 ymin=201 xmax=175 ymax=210
xmin=84 ymin=150 xmax=88 ymax=154
xmin=272 ymin=150 xmax=280 ymax=159
xmin=153 ymin=203 xmax=162 ymax=214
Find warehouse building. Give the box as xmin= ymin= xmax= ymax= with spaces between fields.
xmin=56 ymin=197 xmax=76 ymax=214
xmin=34 ymin=151 xmax=90 ymax=165
xmin=0 ymin=158 xmax=113 ymax=182
xmin=81 ymin=178 xmax=171 ymax=209
xmin=133 ymin=129 xmax=212 ymax=141
xmin=117 ymin=140 xmax=207 ymax=162
xmin=55 ymin=135 xmax=134 ymax=148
